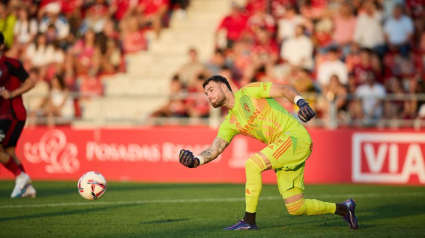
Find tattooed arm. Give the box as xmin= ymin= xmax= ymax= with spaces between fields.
xmin=197 ymin=137 xmax=229 ymax=165
xmin=179 ymin=137 xmax=229 ymax=168
xmin=268 ymin=83 xmax=301 ymax=102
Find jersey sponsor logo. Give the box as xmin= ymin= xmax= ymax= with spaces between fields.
xmin=23 ymin=129 xmax=80 ymax=174
xmin=238 ymin=109 xmax=261 ymax=136
xmin=352 ymin=133 xmax=425 ymax=184
xmin=244 ymin=103 xmax=250 ymax=112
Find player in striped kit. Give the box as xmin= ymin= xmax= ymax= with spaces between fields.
xmin=0 ymin=32 xmax=36 ymax=198
xmin=179 ymin=75 xmax=358 ymax=230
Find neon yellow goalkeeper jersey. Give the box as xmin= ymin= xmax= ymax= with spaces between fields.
xmin=217 ymin=82 xmax=311 ymax=144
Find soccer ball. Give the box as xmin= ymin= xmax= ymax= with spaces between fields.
xmin=78 ymin=171 xmax=107 ymax=200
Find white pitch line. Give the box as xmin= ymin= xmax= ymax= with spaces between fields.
xmin=0 ymin=192 xmax=424 ymax=209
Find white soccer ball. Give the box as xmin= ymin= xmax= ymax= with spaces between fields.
xmin=78 ymin=171 xmax=107 ymax=200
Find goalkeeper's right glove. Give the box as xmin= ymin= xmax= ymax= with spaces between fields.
xmin=179 ymin=149 xmax=200 ymax=168
xmin=297 ymin=99 xmax=316 ymax=122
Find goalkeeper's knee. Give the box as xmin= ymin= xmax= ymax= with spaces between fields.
xmin=286 ymin=197 xmax=307 ymax=216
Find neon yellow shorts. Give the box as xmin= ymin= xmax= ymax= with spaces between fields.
xmin=259 ymin=134 xmax=312 ymax=198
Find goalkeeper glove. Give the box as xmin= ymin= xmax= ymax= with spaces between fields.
xmin=297 ymin=99 xmax=316 ymax=122
xmin=179 ymin=149 xmax=200 ymax=168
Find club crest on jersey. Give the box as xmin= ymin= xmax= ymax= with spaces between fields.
xmin=244 ymin=103 xmax=250 ymax=112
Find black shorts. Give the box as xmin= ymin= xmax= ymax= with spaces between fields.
xmin=0 ymin=119 xmax=26 ymax=148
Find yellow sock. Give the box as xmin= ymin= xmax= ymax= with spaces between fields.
xmin=304 ymin=199 xmax=336 ymax=215
xmin=245 ymin=154 xmax=266 ymax=213
xmin=286 ymin=198 xmax=336 ymax=216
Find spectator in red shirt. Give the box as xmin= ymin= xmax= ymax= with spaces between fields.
xmin=231 ymin=39 xmax=254 ymax=82
xmin=60 ymin=0 xmax=83 ymax=16
xmin=248 ymin=28 xmax=279 ymax=84
xmin=120 ymin=15 xmax=148 ymax=54
xmin=313 ymin=9 xmax=333 ymax=51
xmin=138 ymin=0 xmax=170 ymax=39
xmin=109 ymin=0 xmax=138 ymax=22
xmin=270 ymin=0 xmax=297 ymax=19
xmin=352 ymin=48 xmax=381 ymax=85
xmin=246 ymin=6 xmax=276 ymax=36
xmin=345 ymin=42 xmax=361 ymax=72
xmin=245 ymin=0 xmax=267 ymax=15
xmin=216 ymin=3 xmax=249 ymax=50
xmin=300 ymin=0 xmax=328 ymax=21
xmin=331 ymin=2 xmax=357 ymax=57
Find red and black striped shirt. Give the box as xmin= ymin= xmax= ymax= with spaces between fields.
xmin=0 ymin=55 xmax=29 ymax=120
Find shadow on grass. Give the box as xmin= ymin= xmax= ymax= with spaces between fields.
xmin=140 ymin=219 xmax=189 ymax=225
xmin=275 ymin=200 xmax=425 ymax=230
xmin=0 ymin=182 xmax=243 ymax=198
xmin=0 ymin=203 xmax=140 ymax=222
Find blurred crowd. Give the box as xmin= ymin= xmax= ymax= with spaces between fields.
xmin=1 ymin=0 xmax=188 ymax=125
xmin=155 ymin=0 xmax=425 ymax=127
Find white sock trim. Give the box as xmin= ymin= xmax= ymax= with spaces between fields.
xmin=294 ymin=95 xmax=304 ymax=104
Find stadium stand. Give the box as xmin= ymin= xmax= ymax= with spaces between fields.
xmin=2 ymin=0 xmax=425 ymax=128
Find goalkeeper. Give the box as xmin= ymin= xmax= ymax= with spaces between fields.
xmin=179 ymin=75 xmax=358 ymax=230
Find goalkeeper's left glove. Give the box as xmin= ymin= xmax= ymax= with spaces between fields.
xmin=179 ymin=149 xmax=200 ymax=168
xmin=297 ymin=99 xmax=316 ymax=122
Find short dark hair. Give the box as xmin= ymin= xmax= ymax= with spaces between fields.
xmin=203 ymin=75 xmax=232 ymax=92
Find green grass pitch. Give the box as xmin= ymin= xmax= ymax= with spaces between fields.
xmin=0 ymin=181 xmax=424 ymax=238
